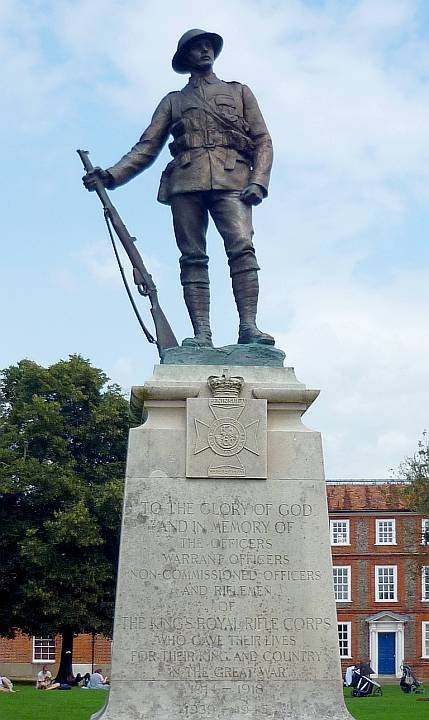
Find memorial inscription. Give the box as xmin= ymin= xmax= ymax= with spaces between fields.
xmin=115 ymin=480 xmax=327 ymax=689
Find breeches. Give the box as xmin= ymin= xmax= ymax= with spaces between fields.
xmin=170 ymin=190 xmax=260 ymax=285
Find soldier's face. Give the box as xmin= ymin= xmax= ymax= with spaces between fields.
xmin=186 ymin=38 xmax=214 ymax=71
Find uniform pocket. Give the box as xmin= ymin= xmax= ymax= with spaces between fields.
xmin=215 ymin=95 xmax=238 ymax=121
xmin=215 ymin=95 xmax=235 ymax=107
xmin=181 ymin=99 xmax=200 ymax=113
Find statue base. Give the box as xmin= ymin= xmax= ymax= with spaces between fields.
xmin=161 ymin=343 xmax=286 ymax=368
xmin=94 ymin=364 xmax=353 ymax=720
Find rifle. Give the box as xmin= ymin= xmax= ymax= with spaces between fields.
xmin=77 ymin=150 xmax=178 ymax=356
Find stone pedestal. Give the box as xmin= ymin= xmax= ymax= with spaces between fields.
xmin=94 ymin=364 xmax=352 ymax=720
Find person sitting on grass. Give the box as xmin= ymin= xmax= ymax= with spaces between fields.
xmin=36 ymin=664 xmax=72 ymax=691
xmin=78 ymin=672 xmax=91 ymax=687
xmin=37 ymin=674 xmax=60 ymax=691
xmin=36 ymin=664 xmax=53 ymax=689
xmin=85 ymin=669 xmax=109 ymax=689
xmin=0 ymin=675 xmax=15 ymax=692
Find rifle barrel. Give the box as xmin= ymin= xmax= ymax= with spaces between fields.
xmin=77 ymin=149 xmax=178 ymax=353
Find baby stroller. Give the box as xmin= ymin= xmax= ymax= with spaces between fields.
xmin=400 ymin=664 xmax=424 ymax=694
xmin=350 ymin=669 xmax=382 ymax=697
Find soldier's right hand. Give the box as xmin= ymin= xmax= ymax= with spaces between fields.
xmin=82 ymin=167 xmax=112 ymax=191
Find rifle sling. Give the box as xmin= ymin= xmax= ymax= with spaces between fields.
xmin=103 ymin=210 xmax=157 ymax=345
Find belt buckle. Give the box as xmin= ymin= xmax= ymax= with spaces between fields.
xmin=203 ymin=130 xmax=216 ymax=149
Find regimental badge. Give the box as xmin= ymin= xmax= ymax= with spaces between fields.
xmin=186 ymin=371 xmax=267 ymax=479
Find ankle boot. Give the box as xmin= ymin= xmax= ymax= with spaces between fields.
xmin=182 ymin=284 xmax=213 ymax=347
xmin=232 ymin=271 xmax=275 ymax=345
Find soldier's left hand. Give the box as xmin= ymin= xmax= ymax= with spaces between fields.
xmin=240 ymin=184 xmax=264 ymax=206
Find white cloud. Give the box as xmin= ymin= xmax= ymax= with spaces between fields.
xmin=0 ymin=2 xmax=72 ymax=133
xmin=80 ymin=241 xmax=121 ymax=286
xmin=273 ymin=268 xmax=429 ymax=477
xmin=79 ymin=238 xmax=169 ymax=289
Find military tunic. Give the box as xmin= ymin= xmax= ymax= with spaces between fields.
xmin=106 ymin=72 xmax=273 ymax=285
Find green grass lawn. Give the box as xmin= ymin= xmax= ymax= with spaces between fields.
xmin=1 ymin=682 xmax=428 ymax=719
xmin=0 ymin=683 xmax=107 ymax=720
xmin=344 ymin=684 xmax=429 ymax=720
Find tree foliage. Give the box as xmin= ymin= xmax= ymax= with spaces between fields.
xmin=0 ymin=355 xmax=128 ymax=652
xmin=396 ymin=431 xmax=429 ymax=518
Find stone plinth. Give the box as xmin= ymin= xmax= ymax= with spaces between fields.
xmin=94 ymin=365 xmax=352 ymax=720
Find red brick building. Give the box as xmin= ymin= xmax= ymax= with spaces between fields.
xmin=0 ymin=632 xmax=111 ymax=680
xmin=2 ymin=481 xmax=428 ymax=681
xmin=328 ymin=481 xmax=429 ymax=681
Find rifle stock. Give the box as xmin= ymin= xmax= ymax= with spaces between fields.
xmin=77 ymin=149 xmax=178 ymax=354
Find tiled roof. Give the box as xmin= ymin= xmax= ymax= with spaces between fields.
xmin=326 ymin=483 xmax=410 ymax=512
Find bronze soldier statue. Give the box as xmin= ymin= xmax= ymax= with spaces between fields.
xmin=83 ymin=29 xmax=274 ymax=348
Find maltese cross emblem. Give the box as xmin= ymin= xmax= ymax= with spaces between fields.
xmin=186 ymin=379 xmax=267 ymax=479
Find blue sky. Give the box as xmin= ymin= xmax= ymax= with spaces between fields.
xmin=2 ymin=0 xmax=429 ymax=478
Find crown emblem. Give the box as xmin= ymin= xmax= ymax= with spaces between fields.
xmin=207 ymin=369 xmax=244 ymax=397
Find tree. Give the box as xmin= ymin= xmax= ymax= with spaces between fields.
xmin=393 ymin=432 xmax=429 ymax=547
xmin=396 ymin=431 xmax=429 ymax=513
xmin=0 ymin=355 xmax=129 ymax=681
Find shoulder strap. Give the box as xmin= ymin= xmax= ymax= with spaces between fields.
xmin=170 ymin=91 xmax=183 ymax=125
xmin=195 ymin=92 xmax=254 ymax=148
